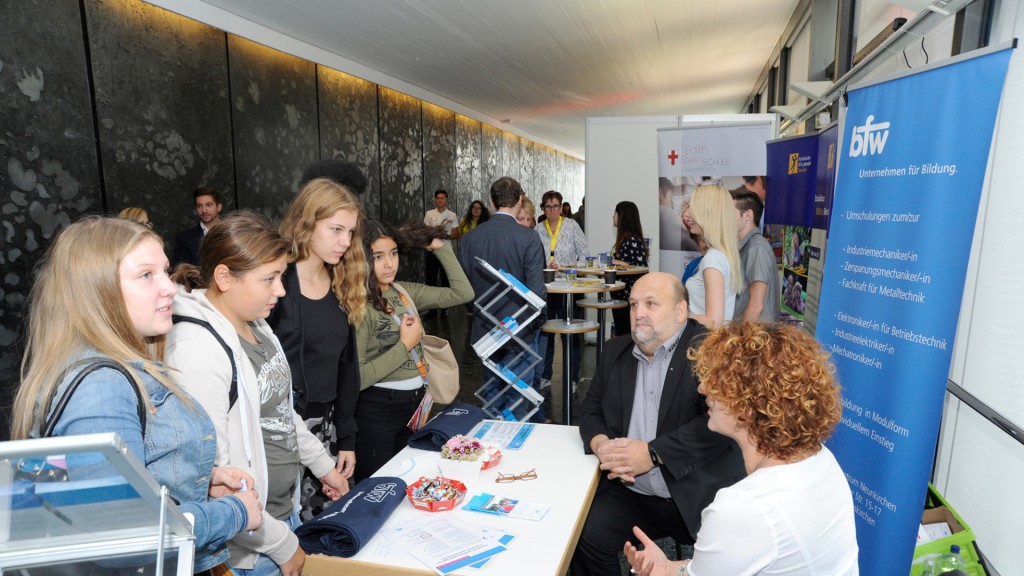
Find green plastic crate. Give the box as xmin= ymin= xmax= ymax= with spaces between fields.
xmin=910 ymin=484 xmax=986 ymax=576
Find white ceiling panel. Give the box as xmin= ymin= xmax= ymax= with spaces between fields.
xmin=195 ymin=0 xmax=801 ymax=154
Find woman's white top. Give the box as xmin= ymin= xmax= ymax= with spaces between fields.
xmin=684 ymin=248 xmax=735 ymax=321
xmin=689 ymin=445 xmax=859 ymax=576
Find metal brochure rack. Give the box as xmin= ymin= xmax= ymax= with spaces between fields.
xmin=0 ymin=433 xmax=196 ymax=575
xmin=471 ymin=257 xmax=547 ymax=421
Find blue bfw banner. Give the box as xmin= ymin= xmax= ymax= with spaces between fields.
xmin=818 ymin=47 xmax=1012 ymax=573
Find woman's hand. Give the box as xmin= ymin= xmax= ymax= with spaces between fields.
xmin=624 ymin=525 xmax=674 ymax=576
xmin=335 ymin=450 xmax=356 ymax=479
xmin=209 ymin=466 xmax=255 ymax=497
xmin=234 ymin=489 xmax=263 ymax=532
xmin=426 ymin=237 xmax=445 ymax=251
xmin=319 ymin=468 xmax=349 ymax=500
xmin=278 ymin=546 xmax=305 ymax=576
xmin=399 ymin=313 xmax=423 ymax=351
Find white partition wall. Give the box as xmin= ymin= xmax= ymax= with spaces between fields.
xmin=585 ymin=116 xmax=680 ymax=271
xmin=932 ymin=4 xmax=1024 ymax=572
xmin=585 ymin=114 xmax=776 ymax=273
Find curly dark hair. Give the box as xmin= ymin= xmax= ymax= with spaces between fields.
xmin=689 ymin=322 xmax=843 ymax=460
xmin=362 ymin=218 xmax=444 ymax=314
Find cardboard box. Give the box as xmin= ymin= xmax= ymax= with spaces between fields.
xmin=910 ymin=485 xmax=986 ymax=576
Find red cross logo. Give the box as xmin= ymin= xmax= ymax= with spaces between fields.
xmin=667 ymin=150 xmax=679 ymax=165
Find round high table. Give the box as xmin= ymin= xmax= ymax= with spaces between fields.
xmin=543 ymin=280 xmax=624 ymax=424
xmin=576 ymin=297 xmax=628 ymax=356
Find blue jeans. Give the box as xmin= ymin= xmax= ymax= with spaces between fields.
xmin=232 ymin=512 xmax=300 ymax=576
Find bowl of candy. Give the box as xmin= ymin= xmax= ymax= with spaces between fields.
xmin=406 ymin=476 xmax=467 ymax=512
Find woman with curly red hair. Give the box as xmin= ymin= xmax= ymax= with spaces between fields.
xmin=625 ymin=322 xmax=859 ymax=576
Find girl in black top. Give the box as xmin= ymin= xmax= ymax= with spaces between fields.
xmin=270 ymin=178 xmax=368 ymax=519
xmin=611 ymin=201 xmax=649 ymax=337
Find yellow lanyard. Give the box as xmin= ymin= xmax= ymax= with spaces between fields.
xmin=545 ymin=217 xmax=564 ymax=258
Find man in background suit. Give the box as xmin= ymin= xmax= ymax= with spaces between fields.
xmin=172 ymin=186 xmax=222 ymax=267
xmin=459 ymin=177 xmax=547 ymax=394
xmin=571 ymin=272 xmax=745 ymax=575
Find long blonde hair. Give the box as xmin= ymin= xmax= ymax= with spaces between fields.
xmin=12 ymin=217 xmax=184 ymax=439
xmin=279 ymin=178 xmax=368 ymax=325
xmin=690 ymin=184 xmax=743 ymax=290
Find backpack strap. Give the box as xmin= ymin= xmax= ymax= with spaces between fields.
xmin=172 ymin=315 xmax=238 ymax=409
xmin=43 ymin=359 xmax=147 ymax=438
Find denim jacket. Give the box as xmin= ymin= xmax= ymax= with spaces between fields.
xmin=45 ymin=353 xmax=248 ymax=572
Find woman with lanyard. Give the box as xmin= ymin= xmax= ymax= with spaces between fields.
xmin=536 ymin=190 xmax=588 ymax=392
xmin=353 ymin=219 xmax=474 ymax=482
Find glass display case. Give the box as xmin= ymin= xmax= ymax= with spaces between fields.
xmin=0 ymin=432 xmax=195 ymax=575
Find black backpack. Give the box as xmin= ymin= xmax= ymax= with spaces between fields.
xmin=172 ymin=315 xmax=239 ymax=409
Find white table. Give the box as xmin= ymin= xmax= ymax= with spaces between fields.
xmin=304 ymin=422 xmax=600 ymax=576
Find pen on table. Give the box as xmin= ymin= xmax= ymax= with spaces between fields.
xmin=241 ymin=478 xmax=253 ymax=536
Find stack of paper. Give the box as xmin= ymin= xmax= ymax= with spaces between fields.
xmin=374 ymin=515 xmax=517 ymax=575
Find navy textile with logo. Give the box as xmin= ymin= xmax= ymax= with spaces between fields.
xmin=407 ymin=403 xmax=488 ymax=451
xmin=295 ymin=476 xmax=407 ymax=557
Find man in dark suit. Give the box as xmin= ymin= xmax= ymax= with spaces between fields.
xmin=459 ymin=177 xmax=547 ymax=407
xmin=459 ymin=177 xmax=546 ymax=344
xmin=172 ymin=187 xmax=222 ymax=267
xmin=571 ymin=272 xmax=745 ymax=575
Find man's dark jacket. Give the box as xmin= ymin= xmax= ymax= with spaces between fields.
xmin=579 ymin=319 xmax=745 ymax=538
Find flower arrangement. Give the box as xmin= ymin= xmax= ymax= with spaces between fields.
xmin=440 ymin=435 xmax=485 ymax=461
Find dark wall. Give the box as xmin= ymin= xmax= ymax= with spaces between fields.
xmin=0 ymin=0 xmax=583 ymax=436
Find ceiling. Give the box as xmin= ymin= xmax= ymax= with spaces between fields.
xmin=197 ymin=0 xmax=802 ymax=156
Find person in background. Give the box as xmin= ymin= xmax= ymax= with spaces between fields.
xmin=173 ymin=186 xmax=223 ymax=267
xmin=731 ymin=191 xmax=781 ymax=322
xmin=610 ymin=201 xmax=648 ymax=337
xmin=11 ymin=216 xmax=261 ymax=574
xmin=423 ymin=189 xmax=460 ymax=315
xmin=684 ymin=184 xmax=743 ymax=328
xmin=118 ymin=206 xmax=152 ymax=228
xmin=574 ymin=195 xmax=586 ymax=233
xmin=515 ymin=195 xmax=549 ymax=401
xmin=271 ymin=178 xmax=367 ymax=520
xmin=571 ymin=272 xmax=744 ymax=576
xmin=168 ymin=212 xmax=347 ymax=576
xmin=459 ymin=177 xmax=547 ymax=412
xmin=354 ymin=220 xmax=474 ymax=481
xmin=624 ymin=322 xmax=858 ymax=576
xmin=299 ymin=158 xmax=369 ymax=195
xmin=561 ymin=201 xmax=574 ymax=219
xmin=451 ymin=200 xmax=490 ymax=239
xmin=536 ymin=189 xmax=588 ymax=391
xmin=517 ymin=196 xmax=538 ymax=229
xmin=742 ymin=175 xmax=767 ymax=203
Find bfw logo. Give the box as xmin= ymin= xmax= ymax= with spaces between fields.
xmin=849 ymin=115 xmax=890 ymax=157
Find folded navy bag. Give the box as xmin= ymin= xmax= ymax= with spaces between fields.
xmin=295 ymin=476 xmax=407 ymax=557
xmin=407 ymin=403 xmax=488 ymax=451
